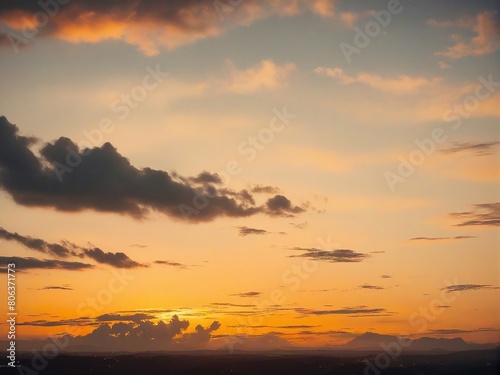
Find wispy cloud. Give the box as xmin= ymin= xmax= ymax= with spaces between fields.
xmin=314 ymin=67 xmax=437 ymax=94
xmin=250 ymin=185 xmax=281 ymax=194
xmin=0 ymin=256 xmax=93 ymax=271
xmin=440 ymin=141 xmax=500 ymax=156
xmin=431 ymin=11 xmax=500 ymax=59
xmin=0 ymin=227 xmax=73 ymax=257
xmin=226 ymin=60 xmax=296 ymax=93
xmin=290 ymin=247 xmax=369 ymax=263
xmin=238 ymin=226 xmax=269 ymax=236
xmin=448 ymin=203 xmax=500 ymax=227
xmin=230 ymin=291 xmax=262 ymax=298
xmin=17 ymin=318 xmax=96 ymax=327
xmin=154 ymin=260 xmax=189 ymax=269
xmin=0 ymin=226 xmax=144 ymax=268
xmin=409 ymin=236 xmax=476 ymax=242
xmin=38 ymin=285 xmax=73 ymax=291
xmin=96 ymin=313 xmax=156 ymax=323
xmin=289 ymin=221 xmax=308 ymax=230
xmin=359 ymin=284 xmax=385 ymax=290
xmin=295 ymin=306 xmax=390 ymax=317
xmin=426 ymin=328 xmax=499 ymax=335
xmin=442 ymin=284 xmax=499 ymax=293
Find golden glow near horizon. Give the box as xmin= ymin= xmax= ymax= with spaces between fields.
xmin=0 ymin=0 xmax=499 ymax=354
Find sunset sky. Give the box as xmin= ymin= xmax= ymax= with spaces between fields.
xmin=0 ymin=0 xmax=499 ymax=351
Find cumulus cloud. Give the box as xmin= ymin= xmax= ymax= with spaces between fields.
xmin=448 ymin=203 xmax=500 ymax=227
xmin=67 ymin=315 xmax=221 ymax=351
xmin=226 ymin=60 xmax=296 ymax=93
xmin=0 ymin=0 xmax=342 ymax=55
xmin=314 ymin=66 xmax=437 ymax=94
xmin=266 ymin=195 xmax=305 ymax=217
xmin=290 ymin=247 xmax=369 ymax=263
xmin=431 ymin=11 xmax=500 ymax=59
xmin=0 ymin=116 xmax=305 ymax=222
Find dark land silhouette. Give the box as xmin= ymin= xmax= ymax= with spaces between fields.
xmin=2 ymin=348 xmax=498 ymax=375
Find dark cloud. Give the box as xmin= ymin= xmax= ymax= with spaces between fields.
xmin=115 ymin=308 xmax=175 ymax=315
xmin=359 ymin=284 xmax=384 ymax=290
xmin=0 ymin=0 xmax=222 ymax=54
xmin=68 ymin=315 xmax=221 ymax=351
xmin=440 ymin=141 xmax=500 ymax=156
xmin=39 ymin=285 xmax=73 ymax=291
xmin=188 ymin=171 xmax=223 ymax=185
xmin=231 ymin=291 xmax=262 ymax=298
xmin=154 ymin=260 xmax=189 ymax=269
xmin=251 ymin=185 xmax=281 ymax=194
xmin=409 ymin=236 xmax=476 ymax=241
xmin=295 ymin=306 xmax=389 ymax=317
xmin=0 ymin=117 xmax=305 ymax=222
xmin=290 ymin=247 xmax=369 ymax=263
xmin=129 ymin=244 xmax=148 ymax=248
xmin=0 ymin=1 xmax=333 ymax=55
xmin=380 ymin=275 xmax=392 ymax=279
xmin=427 ymin=328 xmax=499 ymax=335
xmin=266 ymin=195 xmax=305 ymax=217
xmin=0 ymin=226 xmax=72 ymax=257
xmin=0 ymin=256 xmax=93 ymax=271
xmin=289 ymin=221 xmax=308 ymax=229
xmin=442 ymin=284 xmax=499 ymax=293
xmin=82 ymin=247 xmax=144 ymax=268
xmin=209 ymin=303 xmax=256 ymax=309
xmin=0 ymin=226 xmax=144 ymax=268
xmin=96 ymin=313 xmax=156 ymax=323
xmin=448 ymin=203 xmax=500 ymax=227
xmin=238 ymin=226 xmax=269 ymax=236
xmin=17 ymin=318 xmax=96 ymax=327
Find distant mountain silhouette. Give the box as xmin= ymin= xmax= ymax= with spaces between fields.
xmin=344 ymin=332 xmax=495 ymax=352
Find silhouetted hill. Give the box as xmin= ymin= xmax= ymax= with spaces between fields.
xmin=344 ymin=332 xmax=496 ymax=352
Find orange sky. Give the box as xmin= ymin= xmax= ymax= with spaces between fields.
xmin=0 ymin=0 xmax=499 ymax=351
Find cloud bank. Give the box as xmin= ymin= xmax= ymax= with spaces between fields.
xmin=0 ymin=116 xmax=305 ymax=222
